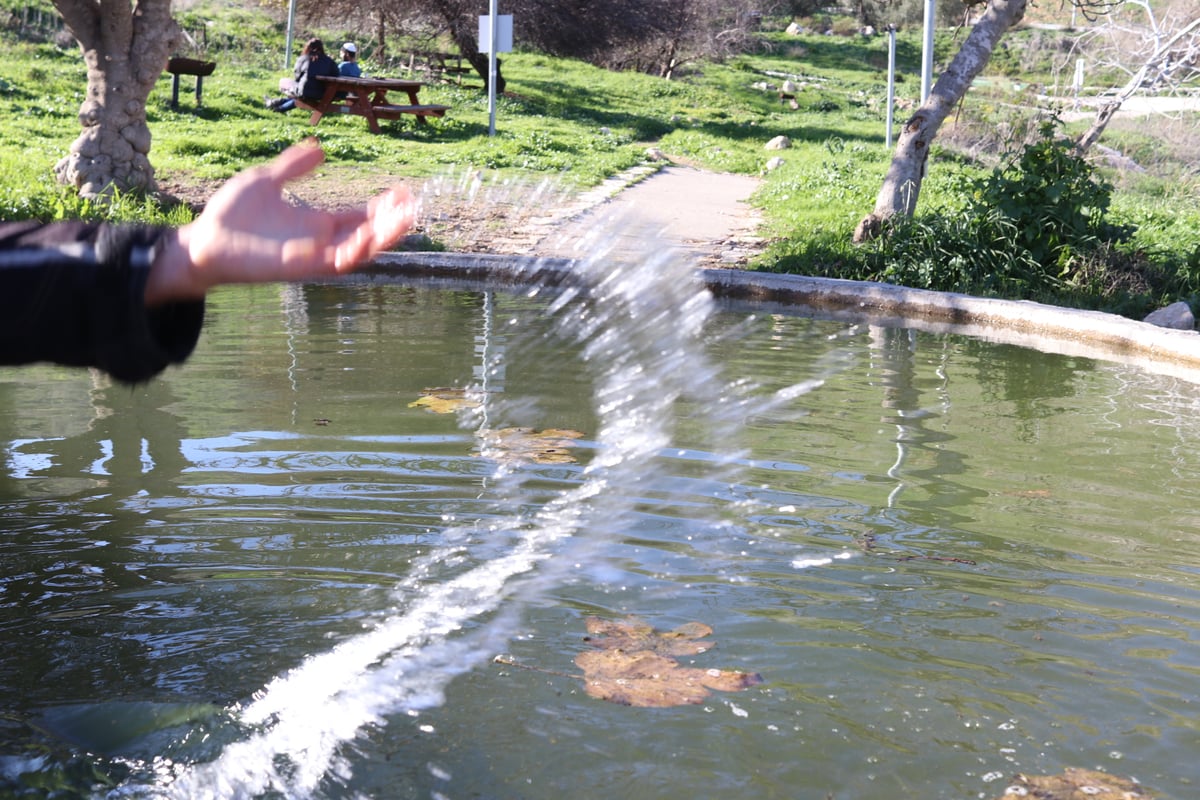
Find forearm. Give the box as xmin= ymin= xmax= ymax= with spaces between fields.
xmin=142 ymin=226 xmax=206 ymax=306
xmin=0 ymin=221 xmax=205 ymax=382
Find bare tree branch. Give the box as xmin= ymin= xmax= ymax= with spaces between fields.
xmin=1073 ymin=3 xmax=1200 ymax=152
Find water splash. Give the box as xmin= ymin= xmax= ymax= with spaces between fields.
xmin=112 ymin=191 xmax=799 ymax=798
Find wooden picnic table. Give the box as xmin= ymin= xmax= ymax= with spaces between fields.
xmin=294 ymin=76 xmax=449 ymax=134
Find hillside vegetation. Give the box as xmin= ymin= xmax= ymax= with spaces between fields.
xmin=0 ymin=1 xmax=1197 ymax=318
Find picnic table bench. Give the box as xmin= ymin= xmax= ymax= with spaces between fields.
xmin=400 ymin=51 xmax=472 ymax=84
xmin=293 ymin=76 xmax=449 ymax=134
xmin=166 ymin=57 xmax=216 ymax=108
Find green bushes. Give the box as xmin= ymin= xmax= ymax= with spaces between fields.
xmin=858 ymin=123 xmax=1177 ymax=310
xmin=767 ymin=120 xmax=1194 ymax=315
xmin=976 ymin=120 xmax=1119 ymax=264
xmin=876 ymin=209 xmax=1044 ymax=295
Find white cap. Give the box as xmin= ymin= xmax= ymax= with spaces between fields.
xmin=341 ymin=42 xmax=357 ymax=53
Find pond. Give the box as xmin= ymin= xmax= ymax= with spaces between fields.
xmin=1 ymin=251 xmax=1199 ymax=799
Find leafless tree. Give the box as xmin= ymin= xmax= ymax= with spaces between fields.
xmin=588 ymin=0 xmax=765 ymax=78
xmin=1071 ymin=0 xmax=1200 ymax=153
xmin=292 ymin=0 xmax=765 ymax=84
xmin=52 ymin=0 xmax=181 ymax=198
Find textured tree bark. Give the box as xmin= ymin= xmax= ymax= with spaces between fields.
xmin=52 ymin=0 xmax=181 ymax=199
xmin=854 ymin=0 xmax=1028 ymax=243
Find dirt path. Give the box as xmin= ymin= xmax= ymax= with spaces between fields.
xmin=159 ymin=157 xmax=766 ymax=269
xmin=410 ymin=161 xmax=764 ymax=267
xmin=1056 ymin=93 xmax=1200 ymax=122
xmin=549 ymin=164 xmax=763 ymax=266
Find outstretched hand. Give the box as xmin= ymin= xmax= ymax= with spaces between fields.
xmin=144 ymin=140 xmax=416 ymax=305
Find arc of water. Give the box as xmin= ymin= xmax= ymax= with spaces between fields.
xmin=141 ymin=212 xmax=747 ymax=800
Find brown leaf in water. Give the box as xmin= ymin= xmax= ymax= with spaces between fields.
xmin=574 ymin=616 xmax=762 ymax=707
xmin=991 ymin=767 xmax=1153 ymax=799
xmin=583 ymin=616 xmax=714 ymax=657
xmin=476 ymin=427 xmax=585 ymax=464
xmin=408 ymin=388 xmax=481 ymax=414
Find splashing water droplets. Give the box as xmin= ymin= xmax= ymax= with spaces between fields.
xmin=123 ymin=178 xmax=820 ymax=799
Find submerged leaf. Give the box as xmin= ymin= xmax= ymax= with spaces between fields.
xmin=992 ymin=767 xmax=1153 ymax=799
xmin=575 ymin=617 xmax=761 ymax=707
xmin=476 ymin=427 xmax=585 ymax=464
xmin=409 ymin=387 xmax=481 ymax=414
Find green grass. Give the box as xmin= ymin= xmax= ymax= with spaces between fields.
xmin=0 ymin=6 xmax=1197 ymax=317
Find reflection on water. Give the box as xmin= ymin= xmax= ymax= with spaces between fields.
xmin=1 ymin=282 xmax=1200 ymax=798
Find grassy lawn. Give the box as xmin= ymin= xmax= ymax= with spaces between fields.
xmin=0 ymin=4 xmax=1197 ymax=316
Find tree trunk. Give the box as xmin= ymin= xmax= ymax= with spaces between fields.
xmin=52 ymin=0 xmax=181 ymax=199
xmin=1074 ymin=16 xmax=1200 ymax=155
xmin=374 ymin=9 xmax=387 ymax=61
xmin=441 ymin=10 xmax=505 ymax=93
xmin=460 ymin=36 xmax=506 ymax=94
xmin=853 ymin=0 xmax=1028 ymax=243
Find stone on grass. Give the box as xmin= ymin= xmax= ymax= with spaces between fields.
xmin=1143 ymin=301 xmax=1195 ymax=330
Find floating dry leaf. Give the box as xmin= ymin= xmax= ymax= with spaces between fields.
xmin=574 ymin=616 xmax=761 ymax=708
xmin=476 ymin=427 xmax=584 ymax=464
xmin=992 ymin=767 xmax=1153 ymax=799
xmin=409 ymin=388 xmax=481 ymax=414
xmin=583 ymin=616 xmax=714 ymax=657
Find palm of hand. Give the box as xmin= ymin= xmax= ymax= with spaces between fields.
xmin=184 ymin=143 xmax=414 ymax=289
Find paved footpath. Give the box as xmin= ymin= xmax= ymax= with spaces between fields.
xmin=532 ymin=164 xmax=764 ymax=267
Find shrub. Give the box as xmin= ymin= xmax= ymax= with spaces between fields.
xmin=855 ymin=121 xmax=1161 ymax=307
xmin=974 ymin=119 xmax=1120 ymax=268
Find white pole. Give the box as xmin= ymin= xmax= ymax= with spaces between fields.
xmin=920 ymin=0 xmax=935 ymax=104
xmin=487 ymin=0 xmax=499 ymax=136
xmin=886 ymin=25 xmax=897 ymax=147
xmin=284 ymin=0 xmax=296 ymax=70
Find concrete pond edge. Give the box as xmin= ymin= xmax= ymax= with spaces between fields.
xmin=356 ymin=251 xmax=1200 ymax=385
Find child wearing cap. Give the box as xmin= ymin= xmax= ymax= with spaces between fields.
xmin=339 ymin=43 xmax=362 ymax=78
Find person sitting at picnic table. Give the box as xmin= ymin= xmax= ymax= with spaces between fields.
xmin=265 ymin=37 xmax=339 ymax=113
xmin=339 ymin=42 xmax=362 ymax=78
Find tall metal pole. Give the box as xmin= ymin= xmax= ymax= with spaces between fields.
xmin=920 ymin=0 xmax=935 ymax=103
xmin=284 ymin=0 xmax=297 ymax=70
xmin=886 ymin=25 xmax=897 ymax=147
xmin=487 ymin=0 xmax=499 ymax=136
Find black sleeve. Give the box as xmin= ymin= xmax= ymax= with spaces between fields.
xmin=0 ymin=220 xmax=205 ymax=383
xmin=300 ymin=56 xmax=338 ymax=99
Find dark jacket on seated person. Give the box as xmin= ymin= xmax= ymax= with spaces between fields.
xmin=296 ymin=52 xmax=339 ymax=100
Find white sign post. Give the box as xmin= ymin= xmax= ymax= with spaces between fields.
xmin=479 ymin=8 xmax=513 ymax=136
xmin=886 ymin=25 xmax=897 ymax=147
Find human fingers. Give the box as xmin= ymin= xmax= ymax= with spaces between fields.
xmin=367 ymin=185 xmax=417 ymax=249
xmin=331 ymin=186 xmax=417 ymax=272
xmin=263 ymin=139 xmax=326 ymax=187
